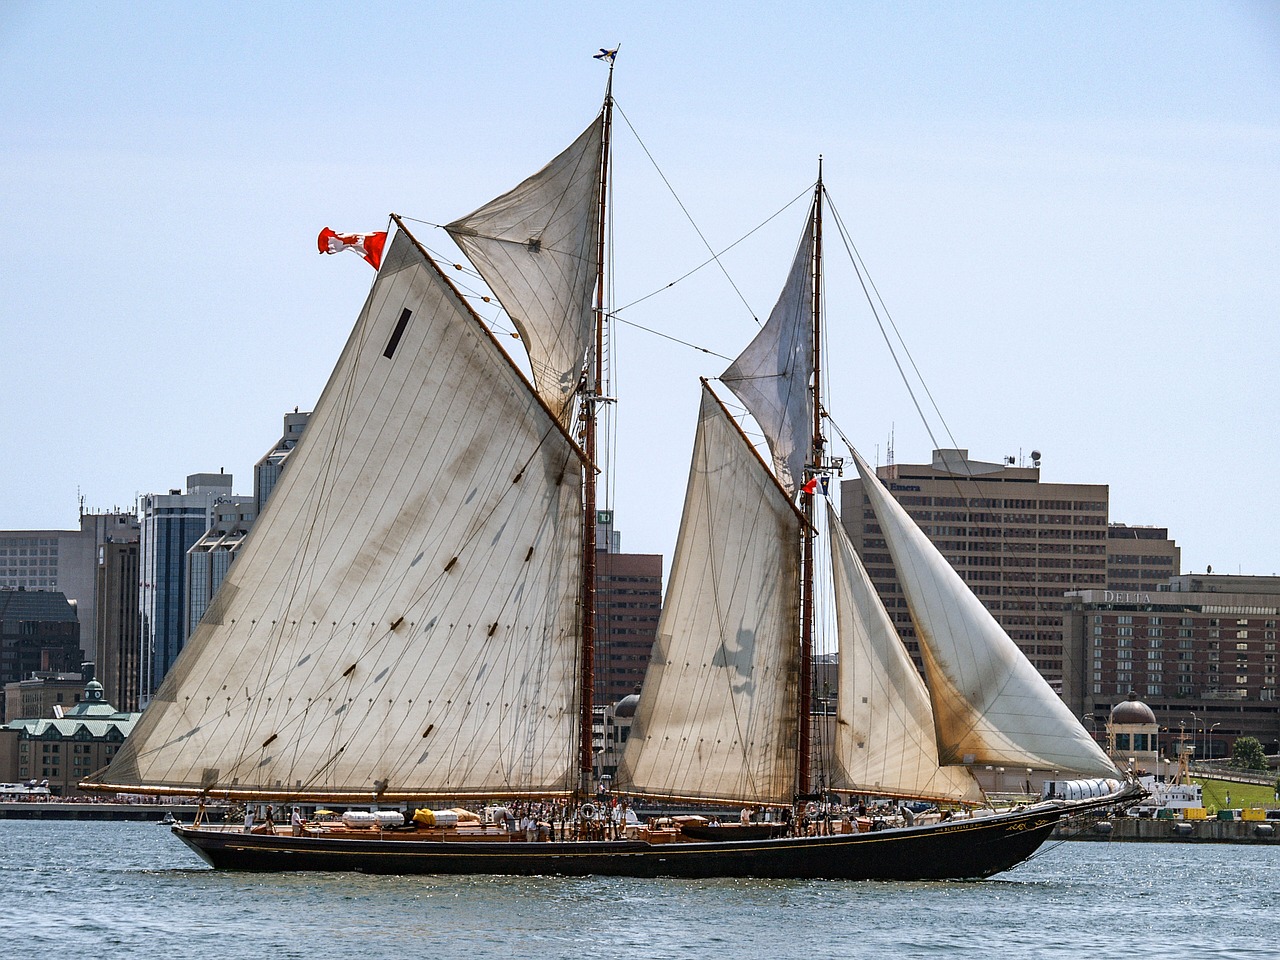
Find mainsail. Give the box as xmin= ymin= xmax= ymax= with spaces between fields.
xmin=721 ymin=212 xmax=814 ymax=495
xmin=827 ymin=511 xmax=983 ymax=804
xmin=88 ymin=226 xmax=587 ymax=801
xmin=617 ymin=383 xmax=802 ymax=804
xmin=446 ymin=116 xmax=605 ymax=424
xmin=851 ymin=449 xmax=1119 ymax=778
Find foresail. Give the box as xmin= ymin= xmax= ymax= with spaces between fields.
xmin=721 ymin=211 xmax=813 ymax=495
xmin=446 ymin=116 xmax=604 ymax=424
xmin=851 ymin=450 xmax=1118 ymax=778
xmin=89 ymin=228 xmax=585 ymax=800
xmin=617 ymin=384 xmax=801 ymax=805
xmin=828 ymin=512 xmax=983 ymax=804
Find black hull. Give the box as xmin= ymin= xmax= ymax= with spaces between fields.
xmin=172 ymin=800 xmax=1109 ymax=881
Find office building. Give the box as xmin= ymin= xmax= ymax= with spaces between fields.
xmin=1064 ymin=574 xmax=1280 ymax=754
xmin=0 ymin=511 xmax=139 ymax=662
xmin=96 ymin=539 xmax=141 ymax=711
xmin=0 ymin=590 xmax=83 ymax=722
xmin=840 ymin=447 xmax=1179 ymax=690
xmin=593 ymin=511 xmax=662 ymax=706
xmin=139 ymin=473 xmax=245 ymax=700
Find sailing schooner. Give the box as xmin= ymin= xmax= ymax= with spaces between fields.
xmin=83 ymin=65 xmax=1140 ymax=879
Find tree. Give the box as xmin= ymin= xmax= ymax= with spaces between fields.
xmin=1230 ymin=736 xmax=1268 ymax=771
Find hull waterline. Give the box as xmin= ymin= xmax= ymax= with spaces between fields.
xmin=172 ymin=800 xmax=1109 ymax=881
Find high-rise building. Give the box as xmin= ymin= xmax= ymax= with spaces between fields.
xmin=186 ymin=499 xmax=257 ymax=638
xmin=0 ymin=511 xmax=139 ymax=662
xmin=254 ymin=410 xmax=311 ymax=515
xmin=840 ymin=447 xmax=1178 ymax=690
xmin=187 ymin=411 xmax=309 ymax=637
xmin=139 ymin=473 xmax=244 ymax=701
xmin=96 ymin=539 xmax=141 ymax=711
xmin=1106 ymin=523 xmax=1181 ymax=593
xmin=0 ymin=590 xmax=83 ymax=722
xmin=593 ymin=512 xmax=662 ymax=706
xmin=1063 ymin=574 xmax=1280 ymax=754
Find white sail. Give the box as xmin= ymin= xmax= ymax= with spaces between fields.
xmin=828 ymin=511 xmax=984 ymax=804
xmin=617 ymin=384 xmax=801 ymax=804
xmin=721 ymin=213 xmax=814 ymax=495
xmin=446 ymin=117 xmax=604 ymax=424
xmin=851 ymin=450 xmax=1119 ymax=778
xmin=91 ymin=227 xmax=585 ymax=800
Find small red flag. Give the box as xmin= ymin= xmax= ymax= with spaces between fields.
xmin=318 ymin=228 xmax=387 ymax=270
xmin=801 ymin=476 xmax=820 ymax=495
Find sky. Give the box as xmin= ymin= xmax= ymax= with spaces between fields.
xmin=1 ymin=1 xmax=1277 ymax=577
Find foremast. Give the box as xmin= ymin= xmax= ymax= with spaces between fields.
xmin=579 ymin=67 xmax=614 ymax=794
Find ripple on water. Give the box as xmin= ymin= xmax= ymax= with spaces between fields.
xmin=0 ymin=821 xmax=1274 ymax=959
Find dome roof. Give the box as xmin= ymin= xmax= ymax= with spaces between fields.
xmin=1110 ymin=694 xmax=1156 ymax=725
xmin=614 ymin=694 xmax=641 ymax=718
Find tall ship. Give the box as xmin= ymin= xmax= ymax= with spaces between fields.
xmin=84 ymin=62 xmax=1139 ymax=879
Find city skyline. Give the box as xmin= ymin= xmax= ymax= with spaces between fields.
xmin=2 ymin=3 xmax=1277 ymax=578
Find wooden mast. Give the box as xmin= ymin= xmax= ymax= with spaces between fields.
xmin=798 ymin=162 xmax=824 ymax=798
xmin=580 ymin=64 xmax=614 ymax=792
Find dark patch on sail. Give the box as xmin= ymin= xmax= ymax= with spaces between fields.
xmin=295 ymin=654 xmax=311 ymax=667
xmin=382 ymin=308 xmax=412 ymax=359
xmin=373 ymin=667 xmax=390 ymax=683
xmin=411 ymin=552 xmax=424 ymax=567
xmin=423 ymin=616 xmax=438 ymax=633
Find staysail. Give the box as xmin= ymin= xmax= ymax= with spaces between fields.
xmin=721 ymin=211 xmax=814 ymax=496
xmin=446 ymin=116 xmax=604 ymax=424
xmin=617 ymin=383 xmax=802 ymax=804
xmin=827 ymin=511 xmax=983 ymax=803
xmin=851 ymin=450 xmax=1119 ymax=777
xmin=88 ymin=226 xmax=586 ymax=801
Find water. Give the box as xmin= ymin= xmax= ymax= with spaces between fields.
xmin=1 ymin=820 xmax=1273 ymax=959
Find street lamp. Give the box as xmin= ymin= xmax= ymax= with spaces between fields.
xmin=1190 ymin=712 xmax=1202 ymax=768
xmin=1209 ymin=722 xmax=1221 ymax=762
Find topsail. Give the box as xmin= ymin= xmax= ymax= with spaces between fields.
xmin=447 ymin=117 xmax=605 ymax=424
xmin=721 ymin=213 xmax=814 ymax=495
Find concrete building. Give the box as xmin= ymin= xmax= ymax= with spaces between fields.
xmin=0 ymin=591 xmax=83 ymax=722
xmin=0 ymin=679 xmax=140 ymax=797
xmin=1107 ymin=523 xmax=1181 ymax=593
xmin=1063 ymin=574 xmax=1280 ymax=755
xmin=139 ymin=473 xmax=245 ymax=701
xmin=593 ymin=512 xmax=662 ymax=706
xmin=0 ymin=511 xmax=139 ymax=662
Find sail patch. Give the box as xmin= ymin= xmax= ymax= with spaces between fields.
xmin=382 ymin=308 xmax=413 ymax=359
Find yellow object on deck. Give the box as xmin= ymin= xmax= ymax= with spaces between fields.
xmin=1241 ymin=808 xmax=1265 ymax=821
xmin=1184 ymin=808 xmax=1207 ymax=820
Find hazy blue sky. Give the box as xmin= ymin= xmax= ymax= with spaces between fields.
xmin=2 ymin=1 xmax=1277 ymax=576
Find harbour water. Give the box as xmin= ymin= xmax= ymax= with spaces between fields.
xmin=2 ymin=820 xmax=1273 ymax=959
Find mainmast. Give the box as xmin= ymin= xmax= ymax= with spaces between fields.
xmin=580 ymin=65 xmax=614 ymax=792
xmin=798 ymin=162 xmax=824 ymax=798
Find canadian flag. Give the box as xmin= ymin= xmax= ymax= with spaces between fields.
xmin=317 ymin=227 xmax=387 ymax=269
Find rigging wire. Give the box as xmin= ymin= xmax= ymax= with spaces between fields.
xmin=614 ymin=101 xmax=765 ymax=325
